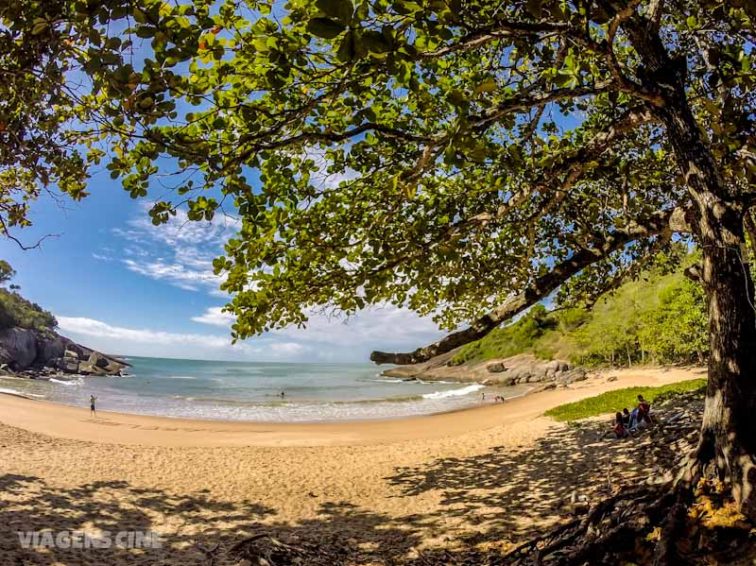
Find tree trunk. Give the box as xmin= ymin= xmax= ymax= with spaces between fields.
xmin=630 ymin=25 xmax=756 ymax=518
xmin=694 ymin=227 xmax=756 ymax=519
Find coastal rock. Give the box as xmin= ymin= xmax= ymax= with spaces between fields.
xmin=564 ymin=368 xmax=588 ymax=383
xmin=0 ymin=326 xmax=129 ymax=378
xmin=88 ymin=351 xmax=110 ymax=369
xmin=380 ymin=351 xmax=584 ymax=388
xmin=64 ymin=348 xmax=80 ymax=360
xmin=78 ymin=362 xmax=108 ymax=376
xmin=53 ymin=356 xmax=80 ymax=373
xmin=35 ymin=334 xmax=69 ymax=364
xmin=0 ymin=327 xmax=38 ymax=369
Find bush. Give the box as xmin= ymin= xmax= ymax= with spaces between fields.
xmin=0 ymin=289 xmax=57 ymax=331
xmin=449 ymin=251 xmax=707 ymax=368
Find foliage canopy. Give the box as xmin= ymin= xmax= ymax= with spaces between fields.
xmin=2 ymin=0 xmax=753 ymax=353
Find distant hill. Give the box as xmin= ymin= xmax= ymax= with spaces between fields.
xmin=450 ymin=254 xmax=707 ymax=369
xmin=0 ymin=260 xmax=128 ymax=377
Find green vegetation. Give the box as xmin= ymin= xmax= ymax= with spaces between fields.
xmin=451 ymin=256 xmax=707 ymax=368
xmin=544 ymin=378 xmax=707 ymax=422
xmin=0 ymin=261 xmax=56 ymax=331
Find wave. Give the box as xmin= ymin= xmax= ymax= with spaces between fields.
xmin=0 ymin=388 xmax=45 ymax=398
xmin=49 ymin=377 xmax=84 ymax=386
xmin=422 ymin=383 xmax=484 ymax=400
xmin=163 ymin=375 xmax=196 ymax=380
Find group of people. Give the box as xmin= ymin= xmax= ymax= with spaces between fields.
xmin=611 ymin=394 xmax=653 ymax=438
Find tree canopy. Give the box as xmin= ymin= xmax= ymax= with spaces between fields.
xmin=2 ymin=1 xmax=753 ymax=351
xmin=4 ymin=0 xmax=756 ymax=527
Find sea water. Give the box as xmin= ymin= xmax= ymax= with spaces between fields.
xmin=0 ymin=356 xmax=529 ymax=422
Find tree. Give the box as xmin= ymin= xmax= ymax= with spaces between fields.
xmin=0 ymin=259 xmax=16 ymax=285
xmin=3 ymin=0 xmax=756 ymax=527
xmin=0 ymin=0 xmax=140 ymax=246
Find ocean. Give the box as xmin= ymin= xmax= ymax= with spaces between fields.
xmin=0 ymin=356 xmax=529 ymax=422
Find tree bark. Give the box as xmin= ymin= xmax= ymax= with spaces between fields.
xmin=629 ymin=19 xmax=756 ymax=518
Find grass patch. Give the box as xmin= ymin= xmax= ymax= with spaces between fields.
xmin=544 ymin=378 xmax=707 ymax=422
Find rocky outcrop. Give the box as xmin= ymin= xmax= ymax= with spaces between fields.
xmin=0 ymin=327 xmax=129 ymax=377
xmin=381 ymin=351 xmax=587 ymax=387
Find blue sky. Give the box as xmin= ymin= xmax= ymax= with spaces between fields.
xmin=0 ymin=168 xmax=444 ymax=362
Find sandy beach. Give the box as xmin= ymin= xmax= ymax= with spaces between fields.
xmin=0 ymin=366 xmax=704 ymax=564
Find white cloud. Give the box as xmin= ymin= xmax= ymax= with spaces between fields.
xmin=55 ymin=303 xmax=446 ymax=363
xmin=58 ymin=316 xmax=235 ymax=349
xmin=190 ymin=304 xmax=446 ymax=361
xmin=269 ymin=342 xmax=306 ymax=355
xmin=108 ymin=205 xmax=239 ymax=294
xmin=191 ymin=307 xmax=235 ymax=327
xmin=56 ymin=316 xmax=300 ymax=362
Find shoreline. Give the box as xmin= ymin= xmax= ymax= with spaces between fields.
xmin=1 ymin=365 xmax=707 ymax=564
xmin=0 ymin=366 xmax=704 ymax=447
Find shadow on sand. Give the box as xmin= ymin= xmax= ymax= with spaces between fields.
xmin=0 ymin=397 xmax=700 ymax=564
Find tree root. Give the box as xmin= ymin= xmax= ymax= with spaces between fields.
xmin=230 ymin=530 xmax=355 ymax=566
xmin=500 ymin=484 xmax=668 ymax=565
xmin=499 ymin=474 xmax=756 ymax=566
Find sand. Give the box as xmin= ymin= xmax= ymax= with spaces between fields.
xmin=0 ymin=366 xmax=704 ymax=564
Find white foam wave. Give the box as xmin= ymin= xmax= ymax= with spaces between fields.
xmin=50 ymin=377 xmax=84 ymax=386
xmin=163 ymin=375 xmax=196 ymax=380
xmin=0 ymin=388 xmax=44 ymax=398
xmin=421 ymin=383 xmax=484 ymax=400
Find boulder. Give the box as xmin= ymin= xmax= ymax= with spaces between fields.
xmin=35 ymin=334 xmax=69 ymax=365
xmin=64 ymin=348 xmax=80 ymax=360
xmin=0 ymin=328 xmax=38 ymax=369
xmin=545 ymin=360 xmax=570 ymax=373
xmin=53 ymin=356 xmax=80 ymax=373
xmin=88 ymin=352 xmax=110 ymax=369
xmin=487 ymin=362 xmax=507 ymax=373
xmin=565 ymin=368 xmax=588 ymax=383
xmin=78 ymin=362 xmax=107 ymax=376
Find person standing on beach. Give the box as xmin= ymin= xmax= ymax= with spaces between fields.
xmin=90 ymin=394 xmax=97 ymax=416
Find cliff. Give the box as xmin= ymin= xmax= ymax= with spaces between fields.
xmin=0 ymin=327 xmax=129 ymax=378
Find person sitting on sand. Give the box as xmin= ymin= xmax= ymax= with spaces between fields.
xmin=622 ymin=408 xmax=631 ymax=426
xmin=637 ymin=394 xmax=653 ymax=424
xmin=612 ymin=412 xmax=629 ymax=438
xmin=90 ymin=394 xmax=97 ymax=416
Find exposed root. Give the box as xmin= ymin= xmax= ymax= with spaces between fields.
xmin=230 ymin=531 xmax=353 ymax=566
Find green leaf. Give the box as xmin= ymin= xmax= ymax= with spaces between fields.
xmin=447 ymin=89 xmax=466 ymax=106
xmin=474 ymin=79 xmax=497 ymax=94
xmin=31 ymin=18 xmax=48 ymax=35
xmin=307 ymin=17 xmax=346 ymax=39
xmin=360 ymin=30 xmax=391 ymax=54
xmin=336 ymin=31 xmax=355 ymax=62
xmin=316 ymin=0 xmax=354 ymax=25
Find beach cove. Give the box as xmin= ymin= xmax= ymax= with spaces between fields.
xmin=0 ymin=366 xmax=702 ymax=564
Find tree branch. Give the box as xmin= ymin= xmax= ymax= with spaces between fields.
xmin=370 ymin=208 xmax=680 ymax=365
